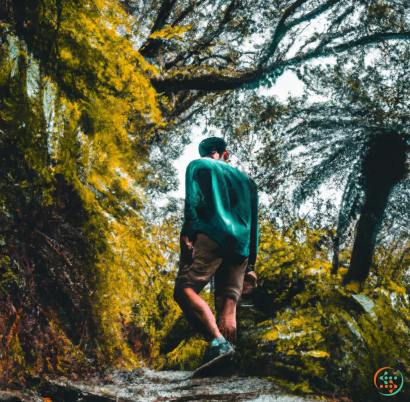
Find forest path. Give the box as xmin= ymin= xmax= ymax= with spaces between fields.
xmin=2 ymin=369 xmax=323 ymax=401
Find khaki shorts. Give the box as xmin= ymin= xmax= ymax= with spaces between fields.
xmin=174 ymin=232 xmax=248 ymax=302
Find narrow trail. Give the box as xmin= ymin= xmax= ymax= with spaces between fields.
xmin=1 ymin=369 xmax=321 ymax=401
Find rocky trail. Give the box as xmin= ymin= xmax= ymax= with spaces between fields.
xmin=0 ymin=369 xmax=338 ymax=402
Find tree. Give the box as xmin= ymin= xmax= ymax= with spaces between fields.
xmin=206 ymin=43 xmax=410 ymax=284
xmin=0 ymin=0 xmax=169 ymax=380
xmin=104 ymin=0 xmax=410 ymax=157
xmin=137 ymin=0 xmax=410 ymax=92
xmin=129 ymin=0 xmax=410 ymax=230
xmin=344 ymin=132 xmax=407 ymax=283
xmin=1 ymin=0 xmax=410 ymax=382
xmin=280 ymin=47 xmax=410 ymax=284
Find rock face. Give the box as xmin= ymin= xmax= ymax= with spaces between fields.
xmin=0 ymin=392 xmax=20 ymax=402
xmin=12 ymin=369 xmax=321 ymax=402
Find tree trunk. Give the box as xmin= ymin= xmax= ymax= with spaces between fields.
xmin=331 ymin=235 xmax=339 ymax=275
xmin=343 ymin=133 xmax=407 ymax=284
xmin=343 ymin=186 xmax=391 ymax=283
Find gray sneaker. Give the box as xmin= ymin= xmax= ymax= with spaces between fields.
xmin=203 ymin=337 xmax=235 ymax=364
xmin=189 ymin=337 xmax=235 ymax=378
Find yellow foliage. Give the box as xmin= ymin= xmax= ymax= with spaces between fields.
xmin=264 ymin=328 xmax=279 ymax=341
xmin=303 ymin=350 xmax=329 ymax=358
xmin=236 ymin=220 xmax=410 ymax=400
xmin=43 ymin=1 xmax=166 ymax=369
xmin=164 ymin=339 xmax=208 ymax=371
xmin=149 ymin=24 xmax=191 ymax=40
xmin=0 ymin=0 xmax=171 ymax=374
xmin=345 ymin=281 xmax=360 ymax=293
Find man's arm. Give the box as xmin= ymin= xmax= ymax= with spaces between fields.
xmin=182 ymin=161 xmax=209 ymax=248
xmin=246 ymin=179 xmax=259 ymax=272
xmin=182 ymin=162 xmax=200 ymax=239
xmin=243 ymin=179 xmax=259 ymax=294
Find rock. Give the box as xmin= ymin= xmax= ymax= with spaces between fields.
xmin=0 ymin=391 xmax=22 ymax=402
xmin=22 ymin=369 xmax=325 ymax=401
xmin=351 ymin=294 xmax=376 ymax=316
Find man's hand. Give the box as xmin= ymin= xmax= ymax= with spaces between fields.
xmin=218 ymin=314 xmax=236 ymax=344
xmin=183 ymin=235 xmax=193 ymax=250
xmin=216 ymin=297 xmax=237 ymax=344
xmin=242 ymin=271 xmax=257 ymax=294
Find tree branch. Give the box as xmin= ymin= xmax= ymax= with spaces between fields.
xmin=164 ymin=0 xmax=239 ymax=70
xmin=286 ymin=0 xmax=342 ymax=32
xmin=168 ymin=90 xmax=207 ymax=120
xmin=151 ymin=70 xmax=261 ymax=92
xmin=171 ymin=0 xmax=206 ymax=27
xmin=259 ymin=0 xmax=310 ymax=68
xmin=138 ymin=0 xmax=177 ymax=57
xmin=151 ymin=32 xmax=410 ymax=92
xmin=280 ymin=32 xmax=410 ymax=68
xmin=150 ymin=0 xmax=178 ymax=35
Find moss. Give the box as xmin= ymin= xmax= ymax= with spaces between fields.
xmin=0 ymin=0 xmax=165 ymax=382
xmin=235 ymin=221 xmax=410 ymax=401
xmin=162 ymin=338 xmax=208 ymax=371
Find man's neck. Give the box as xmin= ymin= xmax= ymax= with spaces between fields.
xmin=201 ymin=156 xmax=224 ymax=161
xmin=200 ymin=156 xmax=229 ymax=164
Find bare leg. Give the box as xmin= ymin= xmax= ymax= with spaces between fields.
xmin=216 ymin=296 xmax=237 ymax=344
xmin=177 ymin=288 xmax=222 ymax=341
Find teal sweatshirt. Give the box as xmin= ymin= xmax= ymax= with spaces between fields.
xmin=181 ymin=157 xmax=259 ymax=265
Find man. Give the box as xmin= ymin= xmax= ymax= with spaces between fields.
xmin=173 ymin=136 xmax=259 ymax=371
